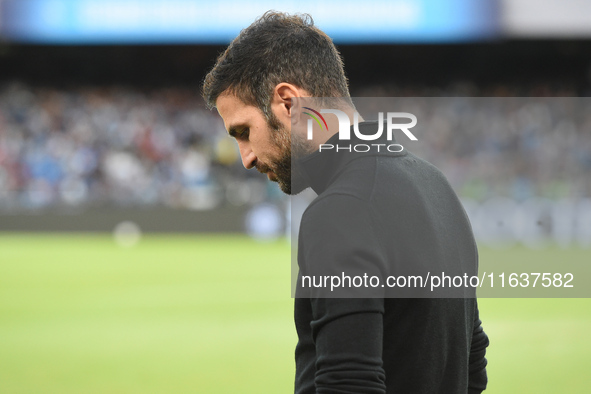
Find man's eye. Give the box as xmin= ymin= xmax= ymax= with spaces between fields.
xmin=239 ymin=128 xmax=250 ymax=139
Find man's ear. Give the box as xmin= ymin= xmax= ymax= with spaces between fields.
xmin=271 ymin=83 xmax=305 ymax=124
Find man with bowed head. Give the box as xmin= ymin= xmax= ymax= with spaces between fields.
xmin=202 ymin=11 xmax=489 ymax=394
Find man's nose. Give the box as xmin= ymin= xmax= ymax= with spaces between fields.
xmin=237 ymin=141 xmax=256 ymax=169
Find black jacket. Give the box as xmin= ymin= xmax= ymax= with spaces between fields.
xmin=294 ymin=122 xmax=489 ymax=393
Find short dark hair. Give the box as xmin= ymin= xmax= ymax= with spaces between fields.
xmin=202 ymin=11 xmax=350 ymax=117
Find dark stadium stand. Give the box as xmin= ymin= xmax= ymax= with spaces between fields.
xmin=1 ymin=42 xmax=590 ymax=235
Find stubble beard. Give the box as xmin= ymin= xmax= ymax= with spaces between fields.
xmin=260 ymin=113 xmax=314 ymax=195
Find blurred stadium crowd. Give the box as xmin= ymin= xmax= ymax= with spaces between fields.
xmin=0 ymin=81 xmax=590 ymax=212
xmin=0 ymin=82 xmax=282 ymax=212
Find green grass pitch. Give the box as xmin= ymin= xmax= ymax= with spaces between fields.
xmin=0 ymin=234 xmax=590 ymax=393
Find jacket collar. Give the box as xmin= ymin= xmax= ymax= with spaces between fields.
xmin=295 ymin=121 xmax=407 ymax=194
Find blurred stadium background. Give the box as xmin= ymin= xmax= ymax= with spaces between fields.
xmin=0 ymin=0 xmax=590 ymax=393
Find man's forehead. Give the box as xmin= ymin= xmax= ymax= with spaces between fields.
xmin=215 ymin=94 xmax=239 ymax=127
xmin=218 ymin=92 xmax=247 ymax=113
xmin=216 ymin=93 xmax=260 ymax=129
